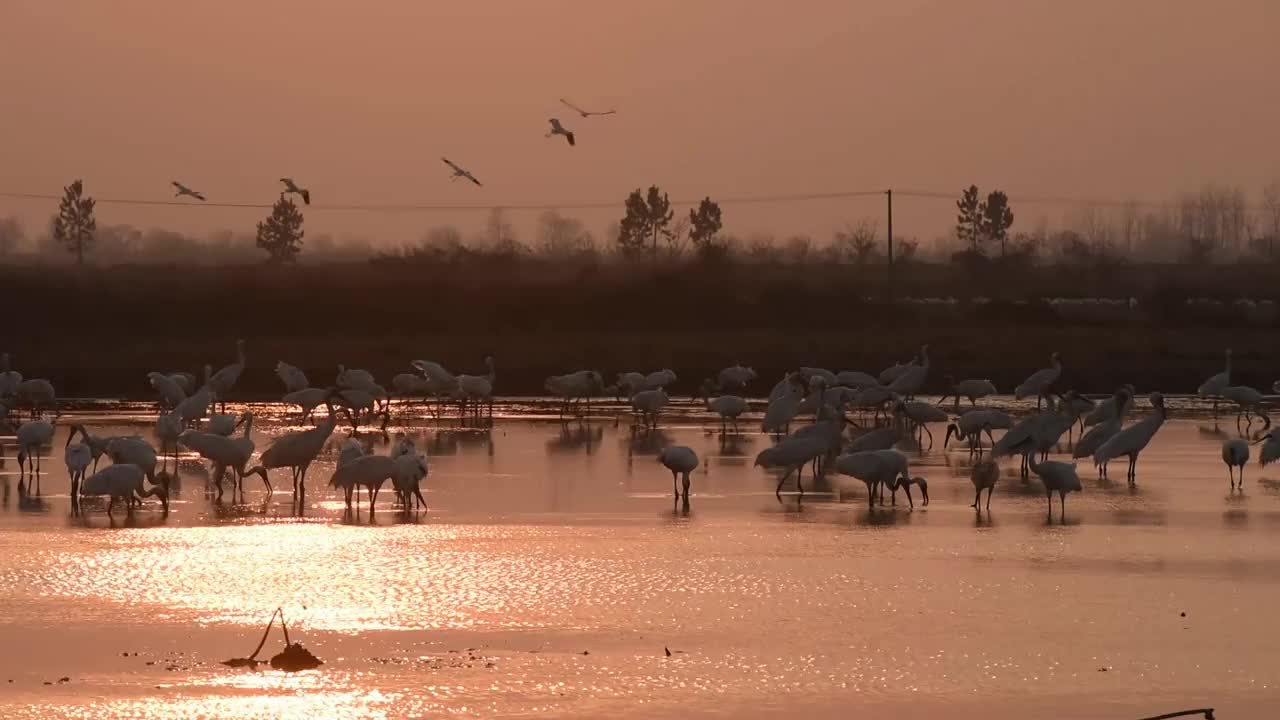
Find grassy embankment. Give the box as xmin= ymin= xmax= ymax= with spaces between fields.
xmin=6 ymin=258 xmax=1279 ymax=398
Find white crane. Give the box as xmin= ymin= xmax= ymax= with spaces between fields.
xmin=559 ymin=98 xmax=616 ymax=118
xmin=887 ymin=344 xmax=929 ymax=398
xmin=155 ymin=410 xmax=185 ymax=472
xmin=329 ymin=453 xmax=396 ymax=512
xmin=1073 ymin=388 xmax=1132 ymax=478
xmin=545 ymin=370 xmax=604 ymax=417
xmin=1197 ymin=348 xmax=1232 ymax=417
xmin=893 ymin=397 xmax=948 ymax=447
xmin=944 ymin=408 xmax=1012 ymax=455
xmin=1027 ymin=451 xmax=1081 ymax=523
xmin=700 ymin=381 xmax=749 ymax=433
xmin=631 ymin=387 xmax=668 ymax=429
xmin=1223 ymin=438 xmax=1250 ymax=490
xmin=180 ymin=412 xmax=259 ymax=499
xmin=717 ymin=365 xmax=757 ymax=391
xmin=441 ymin=157 xmax=482 ymax=186
xmin=172 ymin=181 xmax=205 ymax=201
xmin=15 ymin=379 xmax=57 ymax=419
xmin=392 ymin=449 xmax=429 ymax=510
xmin=834 ymin=370 xmax=879 ymax=389
xmin=756 ymin=434 xmax=828 ymax=498
xmin=105 ymin=436 xmax=160 ymax=485
xmin=168 ymin=371 xmax=198 ymax=394
xmin=243 ymin=391 xmax=345 ymax=497
xmin=970 ymin=458 xmax=999 ymax=510
xmin=644 ymin=369 xmax=678 ymax=390
xmin=64 ymin=432 xmax=92 ymax=509
xmin=78 ymin=464 xmax=168 ymax=516
xmin=15 ymin=418 xmax=55 ymax=478
xmin=546 ymin=118 xmax=576 ymax=146
xmin=336 ymin=364 xmax=379 ymax=393
xmin=1015 ymin=352 xmax=1062 ymax=409
xmin=174 ymin=377 xmax=212 ymax=428
xmin=832 ymin=449 xmax=909 ymax=507
xmin=882 ymin=473 xmax=929 ymax=509
xmin=66 ymin=424 xmax=109 ymax=473
xmin=1083 ymin=384 xmax=1135 ymax=428
xmin=847 ymin=425 xmax=902 ymax=453
xmin=991 ymin=396 xmax=1075 ymax=475
xmin=457 ymin=357 xmax=496 ymax=417
xmin=768 ymin=372 xmax=803 ymax=402
xmin=283 ymin=387 xmax=328 ymax=422
xmin=659 ymin=446 xmax=699 ymax=499
xmin=279 ymin=177 xmax=311 ymax=204
xmin=615 ymin=371 xmax=647 ymax=398
xmin=761 ymin=382 xmax=803 ymax=434
xmin=1255 ymin=431 xmax=1280 ymax=468
xmin=878 ymin=357 xmax=917 ymax=386
xmin=147 ymin=371 xmax=188 ymax=408
xmin=1220 ymin=385 xmax=1269 ymax=431
xmin=938 ymin=376 xmax=997 ymax=411
xmin=798 ymin=367 xmax=838 ymax=387
xmin=1094 ymin=392 xmax=1168 ymax=486
xmin=275 ymin=361 xmax=309 ymax=393
xmin=206 ymin=339 xmax=246 ymax=412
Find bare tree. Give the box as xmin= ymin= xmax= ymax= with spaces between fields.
xmin=831 ymin=220 xmax=880 ymax=264
xmin=1262 ymin=180 xmax=1280 ymax=260
xmin=537 ymin=211 xmax=595 ymax=257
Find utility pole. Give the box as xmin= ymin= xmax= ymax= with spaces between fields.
xmin=886 ymin=188 xmax=894 ymax=300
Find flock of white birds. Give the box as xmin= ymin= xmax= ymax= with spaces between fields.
xmin=1 ymin=341 xmax=1277 ymax=522
xmin=168 ymin=99 xmax=614 ymax=201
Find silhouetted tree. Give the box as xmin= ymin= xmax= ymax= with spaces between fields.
xmin=955 ymin=185 xmax=983 ymax=254
xmin=688 ymin=197 xmax=723 ymax=258
xmin=617 ymin=185 xmax=674 ymax=259
xmin=256 ymin=195 xmax=305 ymax=263
xmin=53 ymin=179 xmax=96 ymax=265
xmin=831 ymin=220 xmax=880 ymax=264
xmin=538 ymin=211 xmax=595 ymax=257
xmin=982 ymin=190 xmax=1014 ymax=257
xmin=1262 ymin=180 xmax=1280 ymax=260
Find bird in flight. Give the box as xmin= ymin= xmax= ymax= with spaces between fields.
xmin=172 ymin=181 xmax=206 ymax=201
xmin=546 ymin=118 xmax=576 ymax=147
xmin=560 ymin=98 xmax=616 ymax=118
xmin=279 ymin=178 xmax=311 ymax=205
xmin=441 ymin=157 xmax=482 ymax=186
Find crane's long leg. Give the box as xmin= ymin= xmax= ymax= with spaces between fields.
xmin=672 ymin=470 xmax=679 ymax=499
xmin=986 ymin=485 xmax=993 ymax=510
xmin=972 ymin=488 xmax=981 ymax=509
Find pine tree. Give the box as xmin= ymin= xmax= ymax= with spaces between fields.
xmin=256 ymin=195 xmax=305 ymax=263
xmin=53 ymin=179 xmax=96 ymax=265
xmin=955 ymin=185 xmax=983 ymax=254
xmin=982 ymin=190 xmax=1015 ymax=257
xmin=617 ymin=185 xmax=674 ymax=259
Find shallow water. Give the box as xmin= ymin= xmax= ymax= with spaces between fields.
xmin=0 ymin=398 xmax=1277 ymax=719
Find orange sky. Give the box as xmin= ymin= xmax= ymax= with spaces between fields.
xmin=1 ymin=0 xmax=1277 ymax=248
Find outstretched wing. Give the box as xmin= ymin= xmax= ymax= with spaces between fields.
xmin=548 ymin=118 xmax=564 ymax=132
xmin=592 ymin=109 xmax=617 ymax=116
xmin=559 ymin=98 xmax=588 ymax=116
xmin=193 ymin=191 xmax=206 ymax=201
xmin=565 ymin=131 xmax=576 ymax=147
xmin=300 ymin=189 xmax=311 ymax=205
xmin=172 ymin=181 xmax=186 ymax=192
xmin=441 ymin=157 xmax=461 ymax=172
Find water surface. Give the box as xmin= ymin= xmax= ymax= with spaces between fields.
xmin=0 ymin=398 xmax=1275 ymax=718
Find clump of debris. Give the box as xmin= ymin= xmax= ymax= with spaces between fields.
xmin=222 ymin=608 xmax=323 ymax=672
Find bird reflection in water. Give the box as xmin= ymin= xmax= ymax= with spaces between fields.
xmin=546 ymin=421 xmax=602 ymax=455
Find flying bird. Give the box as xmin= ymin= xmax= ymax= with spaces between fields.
xmin=172 ymin=181 xmax=206 ymax=201
xmin=441 ymin=157 xmax=482 ymax=186
xmin=559 ymin=98 xmax=616 ymax=118
xmin=279 ymin=177 xmax=311 ymax=205
xmin=546 ymin=118 xmax=576 ymax=146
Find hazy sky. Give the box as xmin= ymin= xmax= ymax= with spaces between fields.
xmin=1 ymin=0 xmax=1277 ymax=248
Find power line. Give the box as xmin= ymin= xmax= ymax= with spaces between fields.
xmin=0 ymin=189 xmax=886 ymax=213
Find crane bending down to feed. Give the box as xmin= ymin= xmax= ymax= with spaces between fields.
xmin=545 ymin=370 xmax=604 ymax=417
xmin=755 ymin=435 xmax=827 ymax=499
xmin=659 ymin=446 xmax=699 ymax=500
xmin=79 ymin=464 xmax=169 ymax=516
xmin=938 ymin=376 xmax=998 ymax=411
xmin=832 ymin=449 xmax=920 ymax=508
xmin=1223 ymin=438 xmax=1250 ymax=490
xmin=1093 ymin=392 xmax=1168 ymax=486
xmin=15 ymin=418 xmax=55 ymax=479
xmin=243 ymin=390 xmax=348 ymax=498
xmin=546 ymin=118 xmax=576 ymax=146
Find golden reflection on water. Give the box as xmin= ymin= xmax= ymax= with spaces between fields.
xmin=3 ymin=403 xmax=1280 ymax=718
